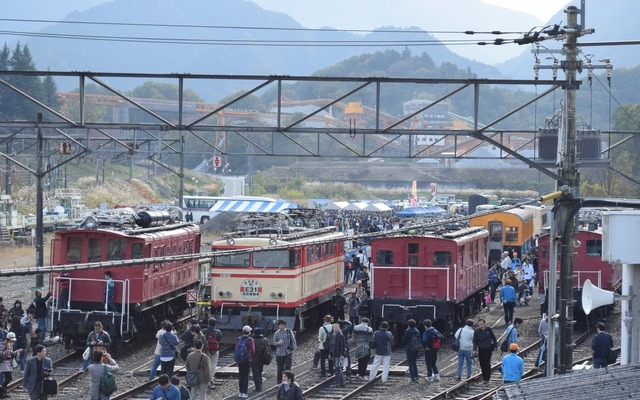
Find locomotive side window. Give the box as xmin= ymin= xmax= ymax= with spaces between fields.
xmin=505 ymin=226 xmax=519 ymax=242
xmin=66 ymin=237 xmax=82 ymax=263
xmin=315 ymin=244 xmax=322 ymax=260
xmin=254 ymin=250 xmax=289 ymax=269
xmin=323 ymin=243 xmax=329 ymax=257
xmin=107 ymin=239 xmax=126 ymax=261
xmin=375 ymin=250 xmax=394 ymax=265
xmin=408 ymin=243 xmax=419 ymax=266
xmin=586 ymin=239 xmax=602 ymax=257
xmin=488 ymin=223 xmax=502 ymax=242
xmin=88 ymin=238 xmax=102 ymax=262
xmin=307 ymin=246 xmax=314 ymax=262
xmin=215 ymin=253 xmax=250 ymax=267
xmin=329 ymin=243 xmax=335 ymax=255
xmin=132 ymin=243 xmax=143 ymax=259
xmin=289 ymin=250 xmax=300 ymax=267
xmin=433 ymin=251 xmax=451 ymax=266
xmin=540 ymin=245 xmax=547 ymax=258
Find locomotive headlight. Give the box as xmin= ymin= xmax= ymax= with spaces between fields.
xmin=271 ymin=292 xmax=277 ymax=298
xmin=268 ymin=238 xmax=278 ymax=247
xmin=277 ymin=292 xmax=283 ymax=298
xmin=226 ymin=237 xmax=235 ymax=246
xmin=218 ymin=291 xmax=225 ymax=297
xmin=84 ymin=216 xmax=97 ymax=230
xmin=225 ymin=291 xmax=232 ymax=297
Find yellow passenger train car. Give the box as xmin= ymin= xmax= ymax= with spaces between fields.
xmin=470 ymin=207 xmax=535 ymax=266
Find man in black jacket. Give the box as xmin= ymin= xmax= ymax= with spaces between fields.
xmin=473 ymin=318 xmax=497 ymax=384
xmin=591 ymin=322 xmax=614 ymax=369
xmin=331 ymin=288 xmax=346 ymax=323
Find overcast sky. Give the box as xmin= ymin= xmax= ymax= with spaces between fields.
xmin=6 ymin=0 xmax=572 ymax=65
xmin=250 ymin=0 xmax=572 ymax=63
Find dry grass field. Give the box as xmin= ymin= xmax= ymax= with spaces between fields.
xmin=1 ymin=239 xmax=51 ymax=269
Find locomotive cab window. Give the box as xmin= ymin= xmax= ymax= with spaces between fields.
xmin=66 ymin=237 xmax=82 ymax=263
xmin=107 ymin=239 xmax=126 ymax=261
xmin=215 ymin=253 xmax=250 ymax=267
xmin=290 ymin=249 xmax=301 ymax=267
xmin=488 ymin=223 xmax=502 ymax=242
xmin=375 ymin=250 xmax=394 ymax=265
xmin=253 ymin=250 xmax=290 ymax=269
xmin=586 ymin=239 xmax=602 ymax=257
xmin=505 ymin=226 xmax=519 ymax=242
xmin=307 ymin=246 xmax=314 ymax=262
xmin=408 ymin=243 xmax=419 ymax=266
xmin=434 ymin=251 xmax=451 ymax=266
xmin=88 ymin=238 xmax=102 ymax=262
xmin=132 ymin=243 xmax=143 ymax=259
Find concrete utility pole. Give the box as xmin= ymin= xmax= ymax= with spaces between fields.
xmin=35 ymin=113 xmax=44 ymax=288
xmin=556 ymin=5 xmax=585 ymax=374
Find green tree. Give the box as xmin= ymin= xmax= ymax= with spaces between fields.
xmin=4 ymin=43 xmax=45 ymax=119
xmin=42 ymin=73 xmax=61 ymax=112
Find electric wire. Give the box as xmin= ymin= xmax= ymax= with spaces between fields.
xmin=0 ymin=17 xmax=528 ymax=36
xmin=0 ymin=29 xmax=519 ymax=47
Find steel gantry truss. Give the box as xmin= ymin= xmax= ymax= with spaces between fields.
xmin=0 ymin=71 xmax=577 ymax=180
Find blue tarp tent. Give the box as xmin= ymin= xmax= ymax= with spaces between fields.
xmin=395 ymin=206 xmax=447 ymax=217
xmin=210 ymin=200 xmax=298 ymax=216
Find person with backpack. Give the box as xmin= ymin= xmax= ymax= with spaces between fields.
xmin=205 ymin=318 xmax=222 ymax=387
xmin=368 ymin=321 xmax=394 ymax=383
xmin=455 ymin=319 xmax=476 ymax=381
xmin=273 ymin=319 xmax=296 ymax=385
xmin=87 ymin=349 xmax=119 ymax=400
xmin=403 ymin=319 xmax=421 ymax=383
xmin=251 ymin=327 xmax=270 ymax=392
xmin=353 ymin=317 xmax=373 ymax=380
xmin=185 ymin=339 xmax=210 ymax=400
xmin=318 ymin=315 xmax=334 ymax=379
xmin=473 ymin=318 xmax=497 ymax=384
xmin=503 ymin=318 xmax=522 ymax=352
xmin=234 ymin=326 xmax=255 ymax=399
xmin=422 ymin=319 xmax=443 ymax=382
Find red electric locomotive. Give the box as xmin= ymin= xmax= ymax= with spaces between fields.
xmin=537 ymin=228 xmax=622 ymax=319
xmin=369 ymin=226 xmax=489 ymax=334
xmin=49 ymin=209 xmax=202 ymax=349
xmin=538 ymin=229 xmax=622 ymax=319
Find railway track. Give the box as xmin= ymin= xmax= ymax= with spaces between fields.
xmin=427 ymin=327 xmax=597 ymax=400
xmin=5 ymin=351 xmax=81 ymax=399
xmin=111 ymin=345 xmax=237 ymax=399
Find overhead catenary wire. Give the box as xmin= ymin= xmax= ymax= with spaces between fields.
xmin=0 ymin=29 xmax=522 ymax=47
xmin=0 ymin=17 xmax=528 ymax=36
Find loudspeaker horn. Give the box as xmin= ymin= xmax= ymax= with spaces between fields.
xmin=582 ymin=279 xmax=617 ymax=315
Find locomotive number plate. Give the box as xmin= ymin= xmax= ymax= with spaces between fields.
xmin=240 ymin=279 xmax=262 ymax=300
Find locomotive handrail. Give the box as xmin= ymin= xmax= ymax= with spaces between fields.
xmin=50 ymin=276 xmax=130 ymax=337
xmin=543 ymin=269 xmax=601 ymax=291
xmin=371 ymin=265 xmax=451 ymax=301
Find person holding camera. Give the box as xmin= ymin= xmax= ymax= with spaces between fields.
xmin=88 ymin=350 xmax=119 ymax=400
xmin=81 ymin=321 xmax=111 ymax=372
xmin=23 ymin=345 xmax=52 ymax=400
xmin=273 ymin=320 xmax=296 ymax=385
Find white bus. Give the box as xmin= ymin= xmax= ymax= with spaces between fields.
xmin=182 ymin=195 xmax=276 ymax=224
